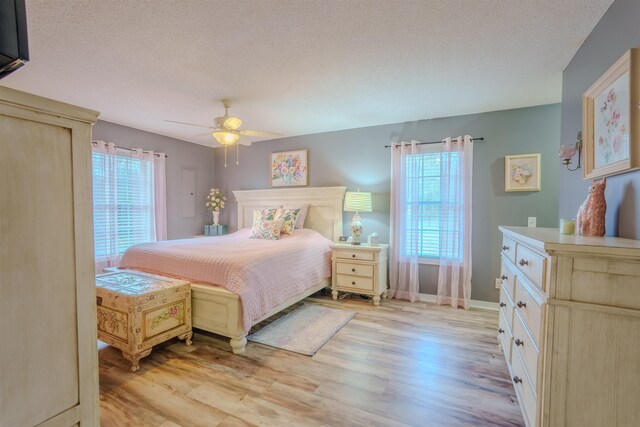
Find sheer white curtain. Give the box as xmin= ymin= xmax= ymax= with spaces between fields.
xmin=437 ymin=135 xmax=473 ymax=309
xmin=91 ymin=141 xmax=167 ymax=273
xmin=389 ymin=141 xmax=421 ymax=302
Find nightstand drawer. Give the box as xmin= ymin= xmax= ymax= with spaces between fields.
xmin=336 ymin=274 xmax=374 ymax=291
xmin=336 ymin=262 xmax=374 ymax=277
xmin=335 ymin=250 xmax=374 ymax=261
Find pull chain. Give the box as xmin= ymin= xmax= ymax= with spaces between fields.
xmin=236 ymin=142 xmax=239 ymax=165
xmin=224 ymin=145 xmax=227 ymax=167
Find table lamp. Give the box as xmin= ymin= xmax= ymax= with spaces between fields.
xmin=344 ymin=190 xmax=372 ymax=245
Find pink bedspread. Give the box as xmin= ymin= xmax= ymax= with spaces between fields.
xmin=119 ymin=228 xmax=332 ymax=333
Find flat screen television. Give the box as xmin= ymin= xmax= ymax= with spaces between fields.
xmin=0 ymin=0 xmax=29 ymax=79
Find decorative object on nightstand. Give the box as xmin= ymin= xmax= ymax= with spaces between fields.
xmin=367 ymin=232 xmax=379 ymax=246
xmin=343 ymin=189 xmax=372 ymax=245
xmin=206 ymin=188 xmax=226 ymax=225
xmin=96 ymin=270 xmax=193 ymax=372
xmin=204 ymin=224 xmax=228 ymax=236
xmin=330 ymin=242 xmax=388 ymax=306
xmin=576 ymin=178 xmax=607 ymax=236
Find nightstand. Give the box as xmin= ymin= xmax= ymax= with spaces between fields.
xmin=330 ymin=243 xmax=389 ymax=306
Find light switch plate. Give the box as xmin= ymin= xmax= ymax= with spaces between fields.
xmin=528 ymin=217 xmax=537 ymax=227
xmin=495 ymin=278 xmax=502 ymax=289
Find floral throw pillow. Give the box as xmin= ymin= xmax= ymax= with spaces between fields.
xmin=250 ymin=208 xmax=284 ymax=240
xmin=280 ymin=208 xmax=301 ymax=235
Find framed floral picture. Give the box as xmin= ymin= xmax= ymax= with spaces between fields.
xmin=270 ymin=149 xmax=308 ymax=187
xmin=504 ymin=153 xmax=541 ymax=192
xmin=582 ymin=48 xmax=640 ymax=179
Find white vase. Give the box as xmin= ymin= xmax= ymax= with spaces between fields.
xmin=212 ymin=211 xmax=220 ymax=225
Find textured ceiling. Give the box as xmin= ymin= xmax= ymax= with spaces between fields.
xmin=3 ymin=0 xmax=613 ymax=147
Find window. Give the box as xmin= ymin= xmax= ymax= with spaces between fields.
xmin=92 ymin=151 xmax=154 ymax=260
xmin=403 ymin=149 xmax=460 ymax=260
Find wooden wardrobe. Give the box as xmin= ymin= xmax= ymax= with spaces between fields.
xmin=0 ymin=86 xmax=100 ymax=426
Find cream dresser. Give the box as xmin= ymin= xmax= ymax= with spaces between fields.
xmin=0 ymin=87 xmax=100 ymax=425
xmin=498 ymin=226 xmax=640 ymax=427
xmin=330 ymin=243 xmax=388 ymax=305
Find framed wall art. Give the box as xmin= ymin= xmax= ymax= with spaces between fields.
xmin=270 ymin=149 xmax=308 ymax=187
xmin=504 ymin=153 xmax=541 ymax=192
xmin=582 ymin=47 xmax=640 ymax=179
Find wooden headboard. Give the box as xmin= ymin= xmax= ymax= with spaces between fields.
xmin=233 ymin=186 xmax=346 ymax=241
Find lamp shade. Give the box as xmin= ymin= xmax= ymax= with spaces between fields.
xmin=344 ymin=191 xmax=372 ymax=213
xmin=213 ymin=130 xmax=240 ymax=145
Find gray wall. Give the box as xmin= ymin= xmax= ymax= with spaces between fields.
xmin=560 ymin=0 xmax=640 ymax=239
xmin=93 ymin=121 xmax=215 ymax=240
xmin=214 ymin=104 xmax=561 ymax=302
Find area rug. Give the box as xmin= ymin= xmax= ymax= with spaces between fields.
xmin=247 ymin=304 xmax=356 ymax=355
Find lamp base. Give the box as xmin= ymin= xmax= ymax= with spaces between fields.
xmin=350 ymin=213 xmax=363 ymax=246
xmin=351 ymin=241 xmax=362 ymax=246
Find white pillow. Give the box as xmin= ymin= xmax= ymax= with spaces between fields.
xmin=283 ymin=204 xmax=309 ymax=228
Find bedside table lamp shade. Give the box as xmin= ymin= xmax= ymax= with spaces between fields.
xmin=344 ymin=191 xmax=372 ymax=245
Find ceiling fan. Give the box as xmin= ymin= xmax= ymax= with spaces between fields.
xmin=165 ymin=99 xmax=282 ymax=147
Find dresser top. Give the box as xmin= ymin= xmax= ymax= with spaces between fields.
xmin=330 ymin=242 xmax=389 ymax=251
xmin=500 ymin=226 xmax=640 ymax=257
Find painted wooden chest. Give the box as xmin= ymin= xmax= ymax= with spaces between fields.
xmin=96 ymin=270 xmax=192 ymax=372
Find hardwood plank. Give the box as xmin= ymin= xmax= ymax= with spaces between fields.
xmin=100 ymin=295 xmax=524 ymax=426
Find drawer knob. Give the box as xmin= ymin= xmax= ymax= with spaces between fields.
xmin=498 ymin=328 xmax=504 ymax=334
xmin=502 ymin=245 xmax=509 ymax=251
xmin=501 ymin=275 xmax=508 ymax=280
xmin=352 ymin=281 xmax=356 ymax=285
xmin=519 ymin=259 xmax=529 ymax=266
xmin=514 ymin=338 xmax=524 ymax=346
xmin=352 ymin=254 xmax=356 ymax=258
xmin=352 ymin=268 xmax=356 ymax=272
xmin=499 ymin=302 xmax=506 ymax=307
xmin=513 ymin=376 xmax=523 ymax=384
xmin=517 ymin=301 xmax=527 ymax=309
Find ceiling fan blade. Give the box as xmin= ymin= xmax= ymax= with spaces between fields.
xmin=238 ymin=129 xmax=283 ymax=138
xmin=193 ymin=132 xmax=214 ymax=138
xmin=165 ymin=120 xmax=215 ymax=129
xmin=238 ymin=138 xmax=253 ymax=147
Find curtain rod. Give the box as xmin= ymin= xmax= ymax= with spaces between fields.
xmin=92 ymin=140 xmax=168 ymax=158
xmin=384 ymin=137 xmax=484 ymax=148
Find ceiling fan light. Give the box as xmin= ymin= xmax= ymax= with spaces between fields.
xmin=213 ymin=130 xmax=240 ymax=145
xmin=223 ymin=116 xmax=242 ymax=130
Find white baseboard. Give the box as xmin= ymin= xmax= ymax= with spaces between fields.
xmin=419 ymin=293 xmax=499 ymax=311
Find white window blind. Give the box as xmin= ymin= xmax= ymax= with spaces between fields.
xmin=92 ymin=151 xmax=154 ymax=259
xmin=403 ymin=150 xmax=459 ymax=259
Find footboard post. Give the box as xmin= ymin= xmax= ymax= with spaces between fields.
xmin=229 ymin=336 xmax=247 ymax=354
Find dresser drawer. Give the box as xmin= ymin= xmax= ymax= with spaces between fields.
xmin=511 ymin=349 xmax=537 ymax=427
xmin=501 ymin=235 xmax=516 ymax=264
xmin=336 ymin=262 xmax=374 ymax=277
xmin=336 ymin=274 xmax=374 ymax=291
xmin=499 ymin=284 xmax=514 ymax=333
xmin=498 ymin=308 xmax=513 ymax=364
xmin=335 ymin=250 xmax=374 ymax=261
xmin=515 ymin=244 xmax=547 ymax=291
xmin=514 ymin=277 xmax=543 ymax=346
xmin=500 ymin=259 xmax=517 ymax=302
xmin=512 ymin=310 xmax=539 ymax=390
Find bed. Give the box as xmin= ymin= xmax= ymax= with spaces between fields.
xmin=119 ymin=186 xmax=346 ymax=353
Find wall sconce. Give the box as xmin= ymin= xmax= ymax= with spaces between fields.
xmin=559 ymin=131 xmax=583 ymax=171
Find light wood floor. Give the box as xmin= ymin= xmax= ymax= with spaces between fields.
xmin=99 ymin=294 xmax=524 ymax=427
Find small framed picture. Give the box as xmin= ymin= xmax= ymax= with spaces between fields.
xmin=338 ymin=236 xmax=348 ymax=242
xmin=270 ymin=149 xmax=308 ymax=187
xmin=582 ymin=48 xmax=640 ymax=179
xmin=504 ymin=153 xmax=541 ymax=192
